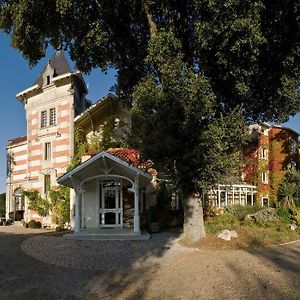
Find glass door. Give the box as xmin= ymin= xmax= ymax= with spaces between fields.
xmin=99 ymin=180 xmax=123 ymax=228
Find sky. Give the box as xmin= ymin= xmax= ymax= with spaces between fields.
xmin=0 ymin=32 xmax=117 ymax=193
xmin=0 ymin=31 xmax=299 ymax=193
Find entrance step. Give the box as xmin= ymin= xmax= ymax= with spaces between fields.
xmin=63 ymin=230 xmax=151 ymax=241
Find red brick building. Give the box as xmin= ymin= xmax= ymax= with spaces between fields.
xmin=244 ymin=123 xmax=299 ymax=206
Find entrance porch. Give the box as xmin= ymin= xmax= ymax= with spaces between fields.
xmin=57 ymin=152 xmax=153 ymax=238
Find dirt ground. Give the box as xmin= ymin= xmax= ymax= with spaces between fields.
xmin=0 ymin=225 xmax=299 ymax=300
xmin=112 ymin=241 xmax=300 ymax=300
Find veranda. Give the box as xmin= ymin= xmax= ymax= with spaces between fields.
xmin=205 ymin=184 xmax=257 ymax=208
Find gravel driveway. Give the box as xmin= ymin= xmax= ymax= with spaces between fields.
xmin=0 ymin=224 xmax=299 ymax=299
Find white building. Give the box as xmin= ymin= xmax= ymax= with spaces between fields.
xmin=6 ymin=52 xmax=154 ymax=237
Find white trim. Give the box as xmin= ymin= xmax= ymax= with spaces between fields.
xmin=58 ymin=151 xmax=152 ymax=184
xmin=16 ymin=84 xmax=40 ymax=100
xmin=80 ymin=174 xmax=134 ymax=189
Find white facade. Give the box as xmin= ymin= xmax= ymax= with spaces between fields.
xmin=6 ymin=51 xmax=87 ymax=223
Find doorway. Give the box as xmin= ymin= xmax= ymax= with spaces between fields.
xmin=99 ymin=180 xmax=123 ymax=228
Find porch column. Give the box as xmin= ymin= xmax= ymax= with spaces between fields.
xmin=232 ymin=187 xmax=235 ymax=205
xmin=74 ymin=191 xmax=81 ymax=233
xmin=133 ymin=175 xmax=140 ymax=233
xmin=225 ymin=187 xmax=228 ymax=206
xmin=251 ymin=188 xmax=254 ymax=206
xmin=70 ymin=189 xmax=76 ymax=229
xmin=70 ymin=176 xmax=81 ymax=233
xmin=217 ymin=186 xmax=221 ymax=208
xmin=239 ymin=188 xmax=242 ymax=205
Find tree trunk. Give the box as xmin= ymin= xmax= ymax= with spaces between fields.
xmin=182 ymin=193 xmax=206 ymax=243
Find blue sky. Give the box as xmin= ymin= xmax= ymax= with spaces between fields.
xmin=0 ymin=31 xmax=299 ymax=193
xmin=0 ymin=32 xmax=117 ymax=193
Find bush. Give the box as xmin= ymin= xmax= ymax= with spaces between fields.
xmin=275 ymin=208 xmax=291 ymax=223
xmin=36 ymin=221 xmax=42 ymax=228
xmin=205 ymin=213 xmax=240 ymax=233
xmin=27 ymin=220 xmax=38 ymax=228
xmin=223 ymin=205 xmax=261 ymax=221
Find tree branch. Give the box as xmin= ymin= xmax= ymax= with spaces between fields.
xmin=141 ymin=0 xmax=157 ymax=37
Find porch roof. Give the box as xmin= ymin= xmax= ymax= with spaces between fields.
xmin=57 ymin=151 xmax=152 ymax=188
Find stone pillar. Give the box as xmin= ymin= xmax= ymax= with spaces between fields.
xmin=133 ymin=175 xmax=140 ymax=233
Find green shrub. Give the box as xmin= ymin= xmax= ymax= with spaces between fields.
xmin=205 ymin=213 xmax=240 ymax=233
xmin=276 ymin=208 xmax=292 ymax=223
xmin=36 ymin=221 xmax=42 ymax=228
xmin=27 ymin=220 xmax=38 ymax=228
xmin=223 ymin=205 xmax=261 ymax=221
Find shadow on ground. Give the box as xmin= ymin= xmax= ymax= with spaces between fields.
xmin=0 ymin=226 xmax=182 ymax=299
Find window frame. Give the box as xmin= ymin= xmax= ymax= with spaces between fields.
xmin=41 ymin=110 xmax=47 ymax=128
xmin=44 ymin=174 xmax=51 ymax=194
xmin=261 ymin=147 xmax=268 ymax=160
xmin=262 ymin=197 xmax=269 ymax=207
xmin=44 ymin=142 xmax=51 ymax=161
xmin=261 ymin=171 xmax=269 ymax=184
xmin=49 ymin=108 xmax=56 ymax=126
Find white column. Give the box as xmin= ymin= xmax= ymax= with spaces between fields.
xmin=74 ymin=192 xmax=81 ymax=233
xmin=96 ymin=180 xmax=100 ymax=228
xmin=133 ymin=175 xmax=140 ymax=233
xmin=239 ymin=188 xmax=242 ymax=205
xmin=225 ymin=188 xmax=228 ymax=206
xmin=245 ymin=190 xmax=248 ymax=206
xmin=74 ymin=190 xmax=81 ymax=232
xmin=251 ymin=188 xmax=254 ymax=206
xmin=232 ymin=187 xmax=235 ymax=205
xmin=218 ymin=186 xmax=221 ymax=208
xmin=70 ymin=189 xmax=76 ymax=229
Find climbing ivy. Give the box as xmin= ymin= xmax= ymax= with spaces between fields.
xmin=23 ymin=190 xmax=51 ymax=217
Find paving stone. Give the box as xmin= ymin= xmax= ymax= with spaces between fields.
xmin=20 ymin=231 xmax=195 ymax=271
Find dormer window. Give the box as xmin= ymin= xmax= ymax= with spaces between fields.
xmin=46 ymin=75 xmax=51 ymax=85
xmin=53 ymin=68 xmax=57 ymax=78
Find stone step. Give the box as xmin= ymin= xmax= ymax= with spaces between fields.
xmin=63 ymin=231 xmax=151 ymax=241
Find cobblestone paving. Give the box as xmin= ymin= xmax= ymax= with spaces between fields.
xmin=21 ymin=232 xmax=194 ymax=271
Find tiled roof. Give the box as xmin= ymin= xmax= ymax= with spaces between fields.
xmin=8 ymin=135 xmax=27 ymax=145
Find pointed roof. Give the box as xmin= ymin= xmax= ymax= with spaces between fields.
xmin=34 ymin=50 xmax=72 ymax=86
xmin=57 ymin=151 xmax=152 ymax=189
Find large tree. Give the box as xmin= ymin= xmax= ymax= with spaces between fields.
xmin=1 ymin=0 xmax=299 ymax=242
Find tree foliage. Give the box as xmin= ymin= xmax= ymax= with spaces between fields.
xmin=48 ymin=185 xmax=70 ymax=227
xmin=1 ymin=0 xmax=299 ymax=240
xmin=0 ymin=0 xmax=298 ymax=121
xmin=23 ymin=190 xmax=51 ymax=217
xmin=23 ymin=186 xmax=70 ymax=227
xmin=279 ymin=171 xmax=300 ymax=207
xmin=0 ymin=193 xmax=5 ymax=217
